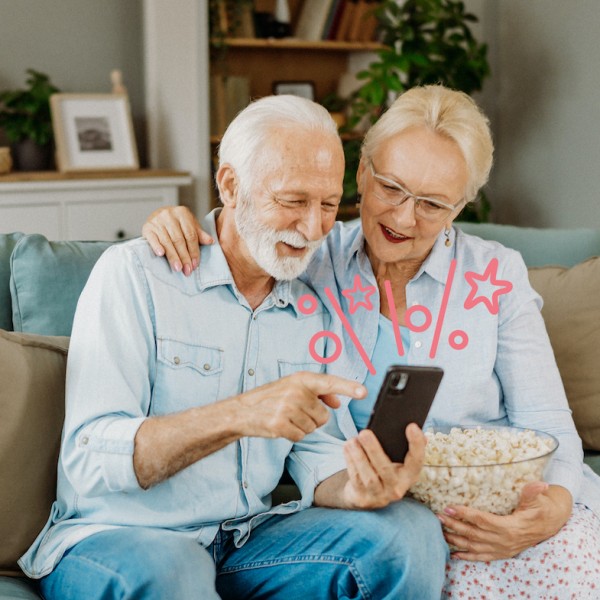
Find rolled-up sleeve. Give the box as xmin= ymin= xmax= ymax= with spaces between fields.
xmin=286 ymin=410 xmax=347 ymax=507
xmin=61 ymin=244 xmax=156 ymax=497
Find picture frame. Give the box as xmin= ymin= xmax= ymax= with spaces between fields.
xmin=272 ymin=81 xmax=315 ymax=101
xmin=50 ymin=93 xmax=139 ymax=172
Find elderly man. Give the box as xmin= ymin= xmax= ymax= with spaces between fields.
xmin=20 ymin=96 xmax=446 ymax=600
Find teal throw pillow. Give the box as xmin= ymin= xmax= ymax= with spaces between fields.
xmin=10 ymin=234 xmax=114 ymax=336
xmin=0 ymin=233 xmax=24 ymax=331
xmin=456 ymin=222 xmax=600 ymax=268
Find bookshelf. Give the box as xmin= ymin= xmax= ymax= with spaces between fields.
xmin=209 ymin=1 xmax=381 ymax=220
xmin=211 ymin=37 xmax=381 ymax=101
xmin=221 ymin=38 xmax=382 ymax=51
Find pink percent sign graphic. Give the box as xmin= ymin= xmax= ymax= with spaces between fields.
xmin=297 ymin=290 xmax=376 ymax=374
xmin=384 ymin=259 xmax=468 ymax=359
xmin=299 ymin=258 xmax=513 ymax=368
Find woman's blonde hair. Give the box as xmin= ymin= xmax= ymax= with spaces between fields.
xmin=361 ymin=85 xmax=493 ymax=202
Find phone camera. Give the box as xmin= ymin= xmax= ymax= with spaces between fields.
xmin=393 ymin=372 xmax=409 ymax=391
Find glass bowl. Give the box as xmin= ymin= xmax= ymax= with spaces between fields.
xmin=409 ymin=425 xmax=559 ymax=515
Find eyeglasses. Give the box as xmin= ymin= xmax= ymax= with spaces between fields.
xmin=368 ymin=161 xmax=464 ymax=222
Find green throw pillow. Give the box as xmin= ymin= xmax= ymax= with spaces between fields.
xmin=10 ymin=235 xmax=114 ymax=336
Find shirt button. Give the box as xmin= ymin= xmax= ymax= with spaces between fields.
xmin=243 ymin=481 xmax=249 ymax=489
xmin=414 ymin=341 xmax=422 ymax=349
xmin=173 ymin=356 xmax=180 ymax=365
xmin=248 ymin=368 xmax=255 ymax=376
xmin=203 ymin=363 xmax=211 ymax=371
xmin=81 ymin=436 xmax=89 ymax=445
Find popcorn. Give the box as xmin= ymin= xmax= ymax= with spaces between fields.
xmin=409 ymin=427 xmax=558 ymax=515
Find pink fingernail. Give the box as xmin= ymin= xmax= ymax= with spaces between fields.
xmin=444 ymin=507 xmax=457 ymax=516
xmin=174 ymin=262 xmax=182 ymax=273
xmin=192 ymin=258 xmax=199 ymax=269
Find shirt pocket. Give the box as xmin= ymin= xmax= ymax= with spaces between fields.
xmin=153 ymin=338 xmax=224 ymax=414
xmin=278 ymin=360 xmax=322 ymax=379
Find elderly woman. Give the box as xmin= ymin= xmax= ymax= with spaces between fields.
xmin=143 ymin=85 xmax=600 ymax=597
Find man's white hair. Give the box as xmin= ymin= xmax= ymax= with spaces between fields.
xmin=218 ymin=94 xmax=340 ymax=198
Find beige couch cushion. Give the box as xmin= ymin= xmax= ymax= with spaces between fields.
xmin=0 ymin=330 xmax=68 ymax=576
xmin=528 ymin=257 xmax=600 ymax=451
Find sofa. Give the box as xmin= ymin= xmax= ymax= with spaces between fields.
xmin=1 ymin=223 xmax=600 ymax=599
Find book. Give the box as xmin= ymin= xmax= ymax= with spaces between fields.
xmin=295 ymin=0 xmax=336 ymax=41
xmin=229 ymin=2 xmax=255 ymax=38
xmin=347 ymin=0 xmax=371 ymax=42
xmin=359 ymin=1 xmax=381 ymax=42
xmin=210 ymin=75 xmax=250 ymax=136
xmin=210 ymin=75 xmax=227 ymax=137
xmin=322 ymin=0 xmax=344 ymax=40
xmin=213 ymin=0 xmax=228 ymax=37
xmin=335 ymin=0 xmax=358 ymax=42
xmin=224 ymin=75 xmax=250 ymax=128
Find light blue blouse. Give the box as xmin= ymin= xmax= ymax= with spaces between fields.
xmin=350 ymin=317 xmax=408 ymax=430
xmin=301 ymin=220 xmax=600 ymax=518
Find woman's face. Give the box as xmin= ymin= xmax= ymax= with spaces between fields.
xmin=358 ymin=126 xmax=468 ymax=271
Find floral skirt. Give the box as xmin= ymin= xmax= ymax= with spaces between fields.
xmin=443 ymin=504 xmax=600 ymax=599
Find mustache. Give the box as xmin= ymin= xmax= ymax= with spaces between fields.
xmin=274 ymin=228 xmax=323 ymax=251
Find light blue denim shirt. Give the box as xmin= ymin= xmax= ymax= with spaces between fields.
xmin=20 ymin=210 xmax=346 ymax=579
xmin=301 ymin=220 xmax=600 ymax=517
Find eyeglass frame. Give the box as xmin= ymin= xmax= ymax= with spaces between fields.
xmin=367 ymin=160 xmax=465 ymax=220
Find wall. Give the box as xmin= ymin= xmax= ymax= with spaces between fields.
xmin=143 ymin=0 xmax=211 ymax=217
xmin=2 ymin=1 xmax=599 ymax=228
xmin=469 ymin=0 xmax=600 ymax=228
xmin=0 ymin=0 xmax=145 ymax=164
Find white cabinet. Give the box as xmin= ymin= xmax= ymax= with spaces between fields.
xmin=0 ymin=170 xmax=191 ymax=241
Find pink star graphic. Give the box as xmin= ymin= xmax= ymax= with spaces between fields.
xmin=464 ymin=258 xmax=513 ymax=315
xmin=341 ymin=274 xmax=376 ymax=314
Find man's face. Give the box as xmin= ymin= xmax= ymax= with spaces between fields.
xmin=235 ymin=127 xmax=344 ymax=280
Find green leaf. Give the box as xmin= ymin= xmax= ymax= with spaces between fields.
xmin=338 ymin=0 xmax=491 ymax=215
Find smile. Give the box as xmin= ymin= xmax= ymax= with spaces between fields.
xmin=380 ymin=224 xmax=411 ymax=243
xmin=279 ymin=241 xmax=307 ymax=256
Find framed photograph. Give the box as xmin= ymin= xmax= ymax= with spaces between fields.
xmin=272 ymin=81 xmax=315 ymax=101
xmin=50 ymin=93 xmax=139 ymax=172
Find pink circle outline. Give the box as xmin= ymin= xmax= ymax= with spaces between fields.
xmin=298 ymin=294 xmax=318 ymax=315
xmin=309 ymin=331 xmax=342 ymax=364
xmin=405 ymin=305 xmax=432 ymax=333
xmin=449 ymin=330 xmax=469 ymax=350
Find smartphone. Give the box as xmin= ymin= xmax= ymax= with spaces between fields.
xmin=366 ymin=365 xmax=444 ymax=463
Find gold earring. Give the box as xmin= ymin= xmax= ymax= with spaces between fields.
xmin=444 ymin=228 xmax=451 ymax=247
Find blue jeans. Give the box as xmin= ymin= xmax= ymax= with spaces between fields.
xmin=39 ymin=500 xmax=447 ymax=600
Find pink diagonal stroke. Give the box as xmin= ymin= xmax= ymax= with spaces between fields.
xmin=429 ymin=258 xmax=457 ymax=359
xmin=384 ymin=279 xmax=405 ymax=357
xmin=324 ymin=287 xmax=376 ymax=375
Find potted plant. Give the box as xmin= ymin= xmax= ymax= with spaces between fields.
xmin=320 ymin=92 xmax=349 ymax=129
xmin=0 ymin=69 xmax=60 ymax=171
xmin=342 ymin=0 xmax=491 ymax=221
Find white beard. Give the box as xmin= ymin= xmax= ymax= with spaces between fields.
xmin=235 ymin=199 xmax=322 ymax=280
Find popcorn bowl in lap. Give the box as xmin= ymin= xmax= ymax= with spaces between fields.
xmin=409 ymin=426 xmax=559 ymax=515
